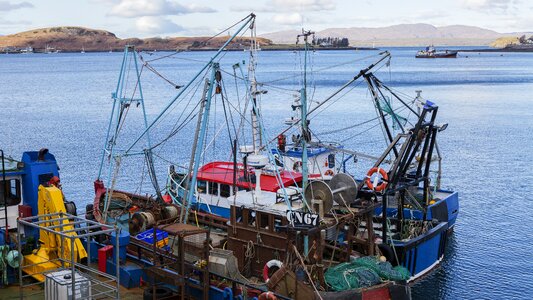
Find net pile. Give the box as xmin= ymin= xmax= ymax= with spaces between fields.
xmin=324 ymin=257 xmax=411 ymax=291
xmin=352 ymin=256 xmax=411 ymax=281
xmin=324 ymin=262 xmax=381 ymax=291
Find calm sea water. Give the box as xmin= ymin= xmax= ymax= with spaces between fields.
xmin=1 ymin=47 xmax=533 ymax=299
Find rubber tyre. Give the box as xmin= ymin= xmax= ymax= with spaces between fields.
xmin=143 ymin=286 xmax=173 ymax=300
xmin=378 ymin=243 xmax=398 ymax=266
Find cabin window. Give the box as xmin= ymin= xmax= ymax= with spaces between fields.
xmin=248 ymin=210 xmax=256 ymax=227
xmin=327 ymin=154 xmax=335 ymax=168
xmin=237 ymin=186 xmax=248 ymax=192
xmin=235 ymin=206 xmax=243 ymax=224
xmin=259 ymin=213 xmax=270 ymax=230
xmin=274 ymin=216 xmax=283 ymax=232
xmin=208 ymin=182 xmax=219 ymax=196
xmin=0 ymin=179 xmax=22 ymax=207
xmin=197 ymin=181 xmax=207 ymax=194
xmin=274 ymin=154 xmax=284 ymax=167
xmin=38 ymin=173 xmax=54 ymax=186
xmin=220 ymin=184 xmax=231 ymax=197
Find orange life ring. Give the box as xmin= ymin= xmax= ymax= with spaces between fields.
xmin=365 ymin=167 xmax=388 ymax=192
xmin=324 ymin=169 xmax=334 ymax=176
xmin=258 ymin=292 xmax=277 ymax=300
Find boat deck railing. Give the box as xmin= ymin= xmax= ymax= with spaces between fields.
xmin=17 ymin=212 xmax=121 ymax=299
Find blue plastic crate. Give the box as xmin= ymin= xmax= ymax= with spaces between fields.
xmin=135 ymin=229 xmax=169 ymax=246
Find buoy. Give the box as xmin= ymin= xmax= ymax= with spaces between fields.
xmin=379 ymin=255 xmax=387 ymax=262
xmin=6 ymin=250 xmax=22 ymax=268
xmin=258 ymin=291 xmax=277 ymax=300
xmin=162 ymin=194 xmax=172 ymax=204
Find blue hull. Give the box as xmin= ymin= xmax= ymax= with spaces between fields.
xmin=392 ymin=221 xmax=448 ymax=280
xmin=376 ymin=189 xmax=459 ymax=229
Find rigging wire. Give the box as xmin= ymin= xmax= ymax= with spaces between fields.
xmin=262 ymin=53 xmax=382 ymax=85
xmin=139 ymin=53 xmax=182 ymax=89
xmin=145 ymin=50 xmax=182 ymax=63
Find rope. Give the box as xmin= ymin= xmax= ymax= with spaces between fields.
xmin=385 ymin=219 xmax=400 ymax=265
xmin=244 ymin=240 xmax=255 ymax=276
xmin=293 ymin=245 xmax=324 ymax=299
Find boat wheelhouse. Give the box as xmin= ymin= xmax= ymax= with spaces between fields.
xmin=169 ymin=161 xmax=303 ymax=218
xmin=0 ymin=149 xmax=63 ymax=232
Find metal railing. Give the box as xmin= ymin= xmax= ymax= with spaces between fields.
xmin=17 ymin=212 xmax=120 ymax=299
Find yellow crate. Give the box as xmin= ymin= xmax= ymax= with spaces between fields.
xmin=156 ymin=238 xmax=169 ymax=248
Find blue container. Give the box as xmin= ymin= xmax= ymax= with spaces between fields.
xmin=110 ymin=231 xmax=130 ymax=264
xmin=135 ymin=229 xmax=169 ymax=247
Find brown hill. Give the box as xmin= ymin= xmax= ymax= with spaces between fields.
xmin=490 ymin=37 xmax=520 ymax=48
xmin=0 ymin=26 xmax=273 ymax=52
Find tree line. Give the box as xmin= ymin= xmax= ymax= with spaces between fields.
xmin=518 ymin=35 xmax=533 ymax=44
xmin=312 ymin=37 xmax=349 ymax=47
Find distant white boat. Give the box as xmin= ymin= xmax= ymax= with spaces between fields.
xmin=81 ymin=46 xmax=85 ymax=54
xmin=21 ymin=46 xmax=33 ymax=54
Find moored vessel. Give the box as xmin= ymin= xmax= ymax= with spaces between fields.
xmin=416 ymin=46 xmax=457 ymax=58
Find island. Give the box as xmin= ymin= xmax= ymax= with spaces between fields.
xmin=0 ymin=27 xmax=363 ymax=54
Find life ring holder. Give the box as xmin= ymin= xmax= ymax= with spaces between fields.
xmin=365 ymin=167 xmax=388 ymax=192
xmin=263 ymin=259 xmax=283 ymax=283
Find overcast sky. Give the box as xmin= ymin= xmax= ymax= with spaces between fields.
xmin=0 ymin=0 xmax=531 ymax=37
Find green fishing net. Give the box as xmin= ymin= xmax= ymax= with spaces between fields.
xmin=324 ymin=257 xmax=411 ymax=291
xmin=324 ymin=262 xmax=381 ymax=291
xmin=352 ymin=256 xmax=411 ymax=281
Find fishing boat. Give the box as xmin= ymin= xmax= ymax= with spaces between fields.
xmin=0 ymin=16 xmax=458 ymax=300
xmin=416 ymin=46 xmax=457 ymax=58
xmin=0 ymin=14 xmax=458 ymax=300
xmin=83 ymin=14 xmax=431 ymax=298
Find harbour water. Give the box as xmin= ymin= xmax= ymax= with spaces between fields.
xmin=1 ymin=47 xmax=532 ymax=299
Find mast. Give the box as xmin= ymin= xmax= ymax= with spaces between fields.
xmin=182 ymin=64 xmax=219 ymax=224
xmin=248 ymin=20 xmax=262 ymax=154
xmin=179 ymin=78 xmax=210 ymax=223
xmin=97 ymin=46 xmax=156 ymax=222
xmin=124 ymin=14 xmax=256 ymax=155
xmin=297 ymin=29 xmax=314 ymax=194
xmin=179 ymin=15 xmax=256 ymax=223
xmin=264 ymin=51 xmax=391 ymax=151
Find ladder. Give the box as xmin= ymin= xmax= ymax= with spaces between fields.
xmin=0 ymin=150 xmax=9 ymax=242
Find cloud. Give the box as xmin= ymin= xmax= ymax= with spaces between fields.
xmin=135 ymin=16 xmax=183 ymax=34
xmin=272 ymin=13 xmax=303 ymax=25
xmin=0 ymin=1 xmax=33 ymax=11
xmin=232 ymin=0 xmax=335 ymax=13
xmin=461 ymin=0 xmax=517 ymax=12
xmin=270 ymin=0 xmax=335 ymax=11
xmin=0 ymin=18 xmax=30 ymax=25
xmin=109 ymin=0 xmax=216 ymax=18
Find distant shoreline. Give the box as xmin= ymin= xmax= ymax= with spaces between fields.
xmin=1 ymin=46 xmax=379 ymax=54
xmin=5 ymin=46 xmax=532 ymax=54
xmin=457 ymin=47 xmax=533 ymax=53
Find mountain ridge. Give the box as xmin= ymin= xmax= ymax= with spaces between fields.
xmin=1 ymin=24 xmax=532 ymax=51
xmin=260 ymin=23 xmax=532 ymax=46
